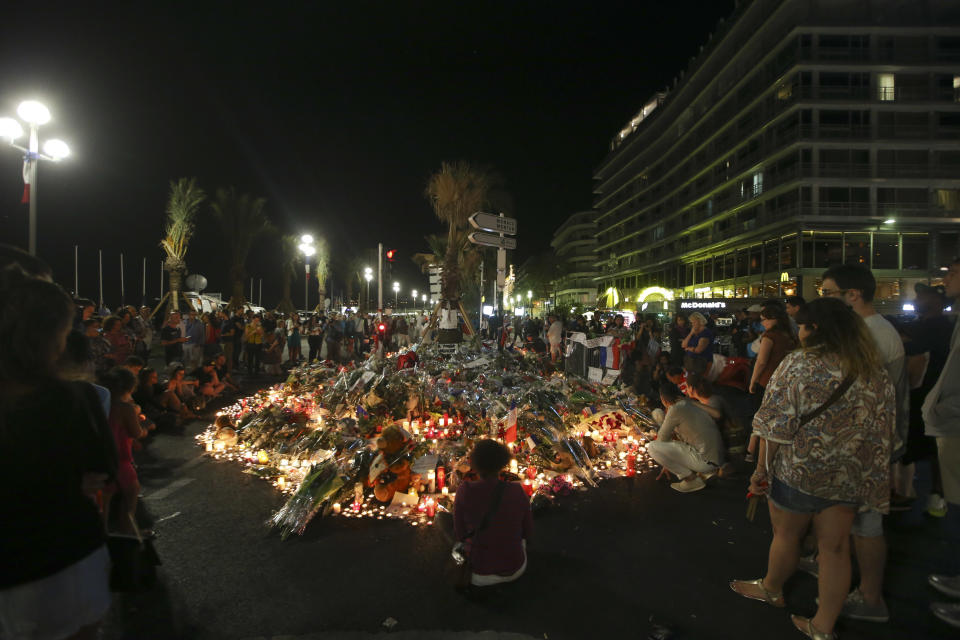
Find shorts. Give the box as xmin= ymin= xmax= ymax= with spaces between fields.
xmin=851 ymin=510 xmax=884 ymax=538
xmin=769 ymin=478 xmax=857 ymax=514
xmin=0 ymin=545 xmax=111 ymax=640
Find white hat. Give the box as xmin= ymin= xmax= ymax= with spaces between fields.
xmin=746 ymin=304 xmax=762 ymax=313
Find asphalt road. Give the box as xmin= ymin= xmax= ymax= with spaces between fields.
xmin=101 ymin=377 xmax=957 ymax=640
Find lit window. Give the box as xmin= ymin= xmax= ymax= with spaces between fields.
xmin=753 ymin=171 xmax=764 ymax=196
xmin=878 ymin=73 xmax=895 ymax=101
xmin=954 ymin=75 xmax=960 ymax=102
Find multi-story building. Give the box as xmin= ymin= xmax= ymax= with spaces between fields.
xmin=593 ymin=0 xmax=960 ymax=312
xmin=550 ymin=210 xmax=599 ymax=310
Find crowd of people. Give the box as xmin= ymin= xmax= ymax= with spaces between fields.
xmin=3 ymin=235 xmax=959 ymax=638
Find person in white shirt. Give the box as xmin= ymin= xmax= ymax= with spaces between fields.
xmin=546 ymin=314 xmax=563 ymax=364
xmin=819 ymin=264 xmax=908 ymax=623
xmin=647 ymin=382 xmax=725 ymax=493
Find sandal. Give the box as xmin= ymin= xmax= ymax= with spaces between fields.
xmin=791 ymin=614 xmax=836 ymax=639
xmin=729 ymin=578 xmax=785 ymax=608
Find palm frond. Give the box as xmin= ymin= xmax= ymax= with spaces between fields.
xmin=161 ymin=177 xmax=205 ymax=261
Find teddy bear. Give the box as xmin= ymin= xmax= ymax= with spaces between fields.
xmin=365 ymin=425 xmax=417 ymax=503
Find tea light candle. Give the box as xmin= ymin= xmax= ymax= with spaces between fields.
xmin=277 ymin=476 xmax=286 ymax=489
xmin=257 ymin=450 xmax=270 ymax=464
xmin=332 ymin=502 xmax=342 ymax=514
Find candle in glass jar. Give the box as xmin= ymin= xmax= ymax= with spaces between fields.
xmin=426 ymin=498 xmax=436 ymax=517
xmin=522 ymin=479 xmax=534 ymax=497
xmin=509 ymin=459 xmax=518 ymax=474
xmin=427 ymin=470 xmax=436 ymax=493
xmin=441 ymin=486 xmax=449 ymax=496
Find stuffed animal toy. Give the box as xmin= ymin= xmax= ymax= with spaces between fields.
xmin=365 ymin=425 xmax=415 ymax=502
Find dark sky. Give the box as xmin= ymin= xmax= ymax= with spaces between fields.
xmin=0 ymin=1 xmax=735 ymax=309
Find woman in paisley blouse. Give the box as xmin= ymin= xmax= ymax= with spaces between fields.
xmin=730 ymin=298 xmax=896 ymax=640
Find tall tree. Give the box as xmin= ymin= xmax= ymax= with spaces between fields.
xmin=159 ymin=177 xmax=205 ymax=313
xmin=313 ymin=235 xmax=330 ymax=312
xmin=210 ymin=187 xmax=273 ymax=310
xmin=425 ymin=161 xmax=491 ymax=305
xmin=276 ymin=235 xmax=299 ymax=314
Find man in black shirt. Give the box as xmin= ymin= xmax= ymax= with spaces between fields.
xmin=160 ymin=312 xmax=186 ymax=365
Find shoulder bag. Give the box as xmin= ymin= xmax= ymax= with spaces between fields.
xmin=450 ymin=481 xmax=506 ymax=590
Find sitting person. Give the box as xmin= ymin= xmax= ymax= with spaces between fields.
xmin=646 ymin=382 xmax=726 ymax=493
xmin=192 ymin=360 xmax=226 ymax=399
xmin=164 ymin=364 xmax=201 ymax=417
xmin=453 ymin=439 xmax=533 ymax=587
xmin=133 ymin=367 xmax=179 ymax=430
xmin=212 ymin=353 xmax=239 ymax=393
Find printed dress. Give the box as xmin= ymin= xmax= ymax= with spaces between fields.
xmin=752 ymin=349 xmax=896 ymax=513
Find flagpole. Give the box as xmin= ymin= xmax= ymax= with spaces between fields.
xmin=142 ymin=257 xmax=147 ymax=304
xmin=98 ymin=250 xmax=103 ymax=311
xmin=120 ymin=252 xmax=125 ymax=307
xmin=259 ymin=278 xmax=263 ymax=307
xmin=74 ymin=245 xmax=79 ymax=296
xmin=26 ymin=124 xmax=38 ymax=256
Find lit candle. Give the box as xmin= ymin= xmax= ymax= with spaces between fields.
xmin=205 ymin=442 xmax=213 ymax=452
xmin=427 ymin=470 xmax=436 ymax=493
xmin=332 ymin=502 xmax=342 ymax=514
xmin=522 ymin=479 xmax=534 ymax=497
xmin=214 ymin=441 xmax=225 ymax=452
xmin=280 ymin=459 xmax=289 ymax=468
xmin=257 ymin=450 xmax=270 ymax=464
xmin=441 ymin=486 xmax=449 ymax=496
xmin=277 ymin=476 xmax=286 ymax=489
xmin=426 ymin=498 xmax=436 ymax=517
xmin=509 ymin=459 xmax=519 ymax=474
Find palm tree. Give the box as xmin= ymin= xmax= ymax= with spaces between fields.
xmin=209 ymin=187 xmax=273 ymax=310
xmin=276 ymin=235 xmax=299 ymax=314
xmin=425 ymin=161 xmax=491 ymax=305
xmin=160 ymin=177 xmax=205 ymax=312
xmin=313 ymin=235 xmax=330 ymax=312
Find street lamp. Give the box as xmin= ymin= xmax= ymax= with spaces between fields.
xmin=364 ymin=267 xmax=373 ymax=309
xmin=0 ymin=100 xmax=71 ymax=256
xmin=298 ymin=235 xmax=316 ymax=311
xmin=392 ymin=281 xmax=400 ymax=308
xmin=412 ymin=289 xmax=418 ymax=312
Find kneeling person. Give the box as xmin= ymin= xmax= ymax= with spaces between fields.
xmin=647 ymin=382 xmax=726 ymax=493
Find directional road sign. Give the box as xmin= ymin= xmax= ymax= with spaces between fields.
xmin=469 ymin=212 xmax=517 ymax=235
xmin=468 ymin=232 xmax=517 ymax=250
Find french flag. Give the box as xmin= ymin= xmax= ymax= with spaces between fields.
xmin=504 ymin=403 xmax=518 ymax=444
xmin=21 ymin=154 xmax=32 ymax=204
xmin=599 ymin=338 xmax=621 ymax=370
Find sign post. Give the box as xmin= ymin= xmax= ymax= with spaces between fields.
xmin=468 ymin=211 xmax=517 ymax=317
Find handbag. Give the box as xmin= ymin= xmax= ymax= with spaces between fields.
xmin=107 ymin=514 xmax=161 ymax=592
xmin=450 ymin=481 xmax=506 ymax=590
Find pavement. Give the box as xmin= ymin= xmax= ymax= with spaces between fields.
xmin=100 ymin=371 xmax=959 ymax=640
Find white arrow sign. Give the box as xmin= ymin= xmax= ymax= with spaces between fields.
xmin=469 ymin=212 xmax=517 ymax=235
xmin=468 ymin=232 xmax=517 ymax=250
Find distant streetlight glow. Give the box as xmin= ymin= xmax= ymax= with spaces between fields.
xmin=883 ymin=218 xmax=896 ymax=225
xmin=299 ymin=234 xmax=316 ymax=310
xmin=300 ymin=233 xmax=313 ymax=244
xmin=0 ymin=100 xmax=72 ymax=255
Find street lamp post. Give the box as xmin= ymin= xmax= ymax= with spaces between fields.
xmin=364 ymin=267 xmax=373 ymax=310
xmin=411 ymin=289 xmax=417 ymax=313
xmin=392 ymin=281 xmax=400 ymax=309
xmin=0 ymin=101 xmax=71 ymax=256
xmin=298 ymin=234 xmax=315 ymax=311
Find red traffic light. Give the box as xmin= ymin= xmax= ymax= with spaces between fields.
xmin=386 ymin=249 xmax=396 ymax=262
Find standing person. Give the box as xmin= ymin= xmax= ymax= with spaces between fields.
xmin=0 ymin=266 xmax=117 ymax=640
xmin=920 ymin=257 xmax=960 ymax=629
xmin=453 ymin=440 xmax=533 ymax=587
xmin=101 ymin=367 xmax=147 ymax=534
xmin=286 ymin=318 xmax=301 ymax=364
xmin=819 ymin=264 xmax=907 ymax=623
xmin=647 ymin=382 xmax=726 ymax=493
xmin=746 ymin=304 xmax=798 ymax=461
xmin=307 ymin=317 xmax=322 ymax=363
xmin=668 ymin=313 xmax=690 ymax=366
xmin=182 ymin=309 xmax=204 ymax=370
xmin=219 ymin=310 xmax=236 ymax=372
xmin=546 ymin=314 xmax=563 ymax=364
xmin=202 ymin=312 xmax=221 ymax=360
xmin=244 ymin=316 xmax=264 ymax=376
xmin=731 ymin=298 xmax=895 ymax=640
xmin=680 ymin=312 xmax=714 ymax=376
xmin=160 ymin=311 xmax=186 ymax=365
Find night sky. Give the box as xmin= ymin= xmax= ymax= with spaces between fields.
xmin=0 ymin=1 xmax=734 ymax=309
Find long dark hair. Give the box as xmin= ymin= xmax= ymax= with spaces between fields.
xmin=0 ymin=265 xmax=74 ymax=387
xmin=760 ymin=304 xmax=797 ymax=345
xmin=794 ymin=298 xmax=880 ymax=379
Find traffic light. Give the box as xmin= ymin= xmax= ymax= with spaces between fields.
xmin=386 ymin=249 xmax=396 ymax=262
xmin=377 ymin=322 xmax=386 ymax=333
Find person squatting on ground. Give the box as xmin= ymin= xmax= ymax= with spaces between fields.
xmin=646 ymin=381 xmax=726 ymax=493
xmin=731 ymin=298 xmax=896 ymax=640
xmin=0 ymin=251 xmax=118 ymax=640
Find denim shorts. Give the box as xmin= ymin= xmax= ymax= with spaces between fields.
xmin=769 ymin=478 xmax=857 ymax=514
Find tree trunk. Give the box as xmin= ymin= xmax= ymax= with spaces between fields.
xmin=277 ymin=273 xmax=295 ymax=314
xmin=164 ymin=258 xmax=187 ymax=313
xmin=227 ymin=264 xmax=247 ymax=311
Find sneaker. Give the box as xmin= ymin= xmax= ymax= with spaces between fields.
xmin=929 ymin=574 xmax=960 ymax=599
xmin=932 ymin=602 xmax=960 ymax=629
xmin=699 ymin=467 xmax=719 ymax=480
xmin=798 ymin=553 xmax=819 ymax=578
xmin=839 ymin=589 xmax=889 ymax=623
xmin=671 ymin=476 xmax=706 ymax=493
xmin=928 ymin=493 xmax=948 ymax=518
